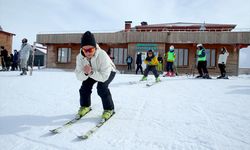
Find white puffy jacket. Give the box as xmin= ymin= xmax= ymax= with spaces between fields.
xmin=218 ymin=51 xmax=229 ymax=64
xmin=75 ymin=45 xmax=116 ymax=82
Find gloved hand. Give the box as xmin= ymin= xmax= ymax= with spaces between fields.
xmin=148 ymin=62 xmax=153 ymax=65
xmin=146 ymin=57 xmax=151 ymax=61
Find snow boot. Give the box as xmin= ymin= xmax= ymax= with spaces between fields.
xmin=217 ymin=75 xmax=223 ymax=79
xmin=156 ymin=77 xmax=161 ymax=82
xmin=222 ymin=74 xmax=229 ymax=79
xmin=20 ymin=68 xmax=27 ymax=75
xmin=170 ymin=72 xmax=175 ymax=77
xmin=77 ymin=106 xmax=91 ymax=117
xmin=195 ymin=75 xmax=203 ymax=78
xmin=102 ymin=110 xmax=115 ymax=120
xmin=203 ymin=74 xmax=212 ymax=79
xmin=140 ymin=76 xmax=147 ymax=81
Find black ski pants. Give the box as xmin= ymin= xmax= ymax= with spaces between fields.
xmin=127 ymin=63 xmax=132 ymax=70
xmin=79 ymin=71 xmax=116 ymax=110
xmin=136 ymin=64 xmax=143 ymax=74
xmin=143 ymin=65 xmax=159 ymax=78
xmin=197 ymin=61 xmax=208 ymax=76
xmin=218 ymin=63 xmax=226 ymax=77
xmin=166 ymin=62 xmax=174 ymax=72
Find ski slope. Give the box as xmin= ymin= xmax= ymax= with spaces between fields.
xmin=0 ymin=69 xmax=250 ymax=150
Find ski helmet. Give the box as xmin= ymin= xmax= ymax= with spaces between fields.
xmin=197 ymin=44 xmax=203 ymax=48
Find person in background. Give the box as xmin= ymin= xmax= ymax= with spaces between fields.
xmin=164 ymin=45 xmax=176 ymax=77
xmin=140 ymin=50 xmax=160 ymax=82
xmin=107 ymin=48 xmax=115 ymax=60
xmin=157 ymin=53 xmax=163 ymax=74
xmin=196 ymin=44 xmax=211 ymax=79
xmin=217 ymin=47 xmax=229 ymax=79
xmin=75 ymin=31 xmax=116 ymax=120
xmin=19 ymin=38 xmax=32 ymax=75
xmin=12 ymin=50 xmax=19 ymax=71
xmin=7 ymin=54 xmax=13 ymax=71
xmin=135 ymin=52 xmax=143 ymax=74
xmin=0 ymin=46 xmax=8 ymax=71
xmin=126 ymin=55 xmax=133 ymax=71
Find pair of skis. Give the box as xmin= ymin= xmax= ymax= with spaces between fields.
xmin=49 ymin=110 xmax=114 ymax=140
xmin=129 ymin=80 xmax=161 ymax=87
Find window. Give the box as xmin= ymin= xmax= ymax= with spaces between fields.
xmin=175 ymin=48 xmax=189 ymax=67
xmin=205 ymin=49 xmax=216 ymax=67
xmin=57 ymin=48 xmax=71 ymax=63
xmin=110 ymin=48 xmax=127 ymax=65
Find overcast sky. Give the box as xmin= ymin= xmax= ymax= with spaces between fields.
xmin=0 ymin=0 xmax=250 ymax=67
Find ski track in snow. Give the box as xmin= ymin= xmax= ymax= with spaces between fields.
xmin=0 ymin=70 xmax=250 ymax=150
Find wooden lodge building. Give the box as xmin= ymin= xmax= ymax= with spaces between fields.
xmin=0 ymin=25 xmax=15 ymax=55
xmin=36 ymin=21 xmax=250 ymax=76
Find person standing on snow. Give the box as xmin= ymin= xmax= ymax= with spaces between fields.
xmin=135 ymin=52 xmax=143 ymax=74
xmin=164 ymin=45 xmax=176 ymax=77
xmin=196 ymin=44 xmax=211 ymax=79
xmin=12 ymin=50 xmax=19 ymax=71
xmin=19 ymin=38 xmax=32 ymax=75
xmin=0 ymin=46 xmax=8 ymax=71
xmin=157 ymin=53 xmax=163 ymax=74
xmin=140 ymin=49 xmax=160 ymax=82
xmin=75 ymin=31 xmax=116 ymax=120
xmin=217 ymin=47 xmax=229 ymax=79
xmin=126 ymin=55 xmax=133 ymax=71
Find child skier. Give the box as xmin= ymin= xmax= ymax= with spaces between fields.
xmin=75 ymin=31 xmax=116 ymax=120
xmin=164 ymin=45 xmax=176 ymax=77
xmin=140 ymin=50 xmax=160 ymax=82
xmin=217 ymin=47 xmax=229 ymax=79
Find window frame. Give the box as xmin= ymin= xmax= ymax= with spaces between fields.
xmin=205 ymin=49 xmax=216 ymax=68
xmin=57 ymin=48 xmax=71 ymax=63
xmin=174 ymin=48 xmax=189 ymax=67
xmin=110 ymin=48 xmax=128 ymax=65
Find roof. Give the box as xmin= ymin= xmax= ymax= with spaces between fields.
xmin=36 ymin=32 xmax=250 ymax=45
xmin=0 ymin=25 xmax=15 ymax=35
xmin=33 ymin=43 xmax=47 ymax=54
xmin=134 ymin=22 xmax=237 ymax=31
xmin=137 ymin=22 xmax=236 ymax=27
xmin=0 ymin=30 xmax=16 ymax=36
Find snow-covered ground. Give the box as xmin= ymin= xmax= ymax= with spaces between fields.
xmin=0 ymin=69 xmax=250 ymax=150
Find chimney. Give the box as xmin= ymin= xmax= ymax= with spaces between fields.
xmin=141 ymin=21 xmax=148 ymax=26
xmin=125 ymin=21 xmax=132 ymax=32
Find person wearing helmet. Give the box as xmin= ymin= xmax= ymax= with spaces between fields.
xmin=196 ymin=44 xmax=211 ymax=79
xmin=19 ymin=38 xmax=32 ymax=75
xmin=164 ymin=45 xmax=176 ymax=77
xmin=217 ymin=47 xmax=229 ymax=79
xmin=140 ymin=50 xmax=160 ymax=82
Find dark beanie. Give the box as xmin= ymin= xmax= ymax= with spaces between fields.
xmin=80 ymin=31 xmax=96 ymax=48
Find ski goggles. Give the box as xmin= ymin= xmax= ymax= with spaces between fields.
xmin=82 ymin=47 xmax=95 ymax=53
